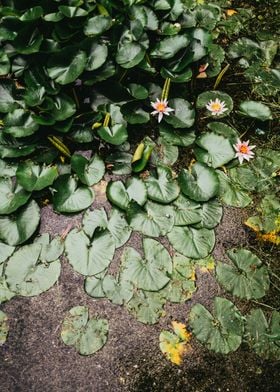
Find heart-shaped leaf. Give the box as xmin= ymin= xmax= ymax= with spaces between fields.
xmin=84 ymin=15 xmax=112 ymax=36
xmin=0 ymin=200 xmax=40 ymax=246
xmin=61 ymin=306 xmax=108 ymax=355
xmin=159 ymin=123 xmax=196 ymax=147
xmin=239 ymin=101 xmax=272 ymax=121
xmin=0 ymin=178 xmax=31 ymax=215
xmin=189 ymin=297 xmax=244 ymax=354
xmin=5 ymin=242 xmax=61 ymax=296
xmin=145 ymin=165 xmax=180 ymax=204
xmin=53 ymin=175 xmax=94 ymax=213
xmin=171 ymin=194 xmax=201 ymax=226
xmin=197 ymin=91 xmax=233 ymax=118
xmin=216 ymin=248 xmax=270 ymax=299
xmin=102 ymin=275 xmax=133 ymax=305
xmin=245 ymin=309 xmax=280 ymax=360
xmin=125 ymin=290 xmax=166 ymax=324
xmin=71 ymin=154 xmax=105 ymax=186
xmin=121 ymin=238 xmax=172 ymax=291
xmin=3 ymin=109 xmax=39 ymax=138
xmin=164 ymin=98 xmax=195 ymax=129
xmin=168 ymin=226 xmax=215 ymax=259
xmin=65 ymin=229 xmax=115 ymax=276
xmin=179 ymin=162 xmax=219 ymax=202
xmin=194 ymin=199 xmax=223 ymax=229
xmin=107 ymin=177 xmax=147 ymax=210
xmin=217 ymin=171 xmax=252 ymax=208
xmin=16 ymin=161 xmax=58 ymax=192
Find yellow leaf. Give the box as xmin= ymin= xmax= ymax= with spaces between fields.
xmin=132 ymin=142 xmax=145 ymax=163
xmin=226 ymin=9 xmax=238 ymax=16
xmin=258 ymin=231 xmax=280 ymax=245
xmin=172 ymin=321 xmax=191 ymax=342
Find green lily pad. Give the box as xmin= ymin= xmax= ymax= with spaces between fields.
xmin=16 ymin=161 xmax=58 ymax=192
xmin=0 ymin=178 xmax=31 ymax=215
xmin=168 ymin=226 xmax=215 ymax=259
xmin=53 ymin=175 xmax=94 ymax=213
xmin=121 ymin=238 xmax=172 ymax=291
xmin=239 ymin=101 xmax=272 ymax=121
xmin=0 ymin=310 xmax=9 ymax=345
xmin=171 ymin=195 xmax=202 ymax=226
xmin=145 ymin=165 xmax=180 ymax=204
xmin=0 ymin=242 xmax=15 ymax=263
xmin=5 ymin=241 xmax=61 ymax=296
xmin=217 ymin=171 xmax=252 ymax=208
xmin=84 ymin=15 xmax=112 ymax=36
xmin=107 ymin=177 xmax=147 ymax=210
xmin=150 ymin=35 xmax=190 ymax=59
xmin=194 ymin=199 xmax=223 ymax=229
xmin=128 ymin=201 xmax=174 ymax=237
xmin=0 ymin=267 xmax=15 ymax=304
xmin=82 ymin=208 xmax=131 ymax=248
xmin=151 ymin=137 xmax=179 ymax=166
xmin=179 ymin=162 xmax=219 ymax=202
xmin=65 ymin=229 xmax=115 ymax=276
xmin=0 ymin=200 xmax=40 ymax=246
xmin=162 ymin=253 xmax=196 ymax=303
xmin=164 ymin=98 xmax=195 ymax=129
xmin=3 ymin=109 xmax=39 ymax=138
xmin=194 ymin=132 xmax=236 ymax=168
xmin=159 ymin=123 xmax=196 ymax=147
xmin=71 ymin=154 xmax=105 ymax=186
xmin=97 ymin=124 xmax=128 ymax=145
xmin=102 ymin=275 xmax=134 ymax=305
xmin=125 ymin=290 xmax=166 ymax=324
xmin=84 ymin=272 xmax=106 ymax=299
xmin=61 ymin=306 xmax=109 ymax=355
xmin=245 ymin=309 xmax=280 ymax=360
xmin=189 ymin=297 xmax=244 ymax=354
xmin=216 ymin=248 xmax=270 ymax=300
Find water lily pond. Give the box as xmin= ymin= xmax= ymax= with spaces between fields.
xmin=0 ymin=0 xmax=279 ymax=390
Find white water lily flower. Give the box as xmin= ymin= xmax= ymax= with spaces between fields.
xmin=151 ymin=98 xmax=174 ymax=123
xmin=206 ymin=98 xmax=228 ymax=116
xmin=233 ymin=139 xmax=256 ymax=164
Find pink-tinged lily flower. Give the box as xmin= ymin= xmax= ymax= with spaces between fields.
xmin=151 ymin=98 xmax=174 ymax=123
xmin=206 ymin=98 xmax=228 ymax=116
xmin=233 ymin=139 xmax=256 ymax=164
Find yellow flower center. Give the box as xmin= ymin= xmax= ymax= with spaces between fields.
xmin=210 ymin=102 xmax=222 ymax=111
xmin=156 ymin=102 xmax=166 ymax=112
xmin=240 ymin=145 xmax=249 ymax=154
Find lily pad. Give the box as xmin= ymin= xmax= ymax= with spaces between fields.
xmin=189 ymin=297 xmax=244 ymax=354
xmin=217 ymin=171 xmax=252 ymax=208
xmin=164 ymin=98 xmax=195 ymax=129
xmin=194 ymin=199 xmax=223 ymax=229
xmin=168 ymin=226 xmax=215 ymax=259
xmin=179 ymin=162 xmax=219 ymax=202
xmin=65 ymin=229 xmax=115 ymax=276
xmin=61 ymin=306 xmax=109 ymax=355
xmin=0 ymin=178 xmax=31 ymax=215
xmin=216 ymin=248 xmax=270 ymax=300
xmin=53 ymin=175 xmax=94 ymax=213
xmin=102 ymin=275 xmax=134 ymax=305
xmin=194 ymin=132 xmax=235 ymax=168
xmin=0 ymin=200 xmax=40 ymax=246
xmin=151 ymin=137 xmax=179 ymax=166
xmin=121 ymin=238 xmax=172 ymax=291
xmin=239 ymin=101 xmax=272 ymax=121
xmin=171 ymin=195 xmax=202 ymax=226
xmin=245 ymin=309 xmax=280 ymax=360
xmin=125 ymin=290 xmax=166 ymax=324
xmin=0 ymin=242 xmax=15 ymax=263
xmin=159 ymin=123 xmax=196 ymax=147
xmin=107 ymin=178 xmax=147 ymax=210
xmin=71 ymin=154 xmax=105 ymax=186
xmin=145 ymin=165 xmax=180 ymax=204
xmin=128 ymin=201 xmax=174 ymax=237
xmin=5 ymin=241 xmax=61 ymax=296
xmin=84 ymin=272 xmax=106 ymax=299
xmin=16 ymin=161 xmax=58 ymax=192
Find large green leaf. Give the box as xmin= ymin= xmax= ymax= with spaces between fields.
xmin=125 ymin=290 xmax=166 ymax=324
xmin=53 ymin=175 xmax=94 ymax=213
xmin=102 ymin=275 xmax=133 ymax=305
xmin=216 ymin=248 xmax=270 ymax=300
xmin=5 ymin=242 xmax=61 ymax=297
xmin=82 ymin=208 xmax=131 ymax=248
xmin=239 ymin=101 xmax=272 ymax=121
xmin=47 ymin=49 xmax=87 ymax=85
xmin=0 ymin=242 xmax=15 ymax=263
xmin=116 ymin=42 xmax=146 ymax=69
xmin=159 ymin=123 xmax=196 ymax=147
xmin=3 ymin=109 xmax=39 ymax=138
xmin=71 ymin=154 xmax=105 ymax=186
xmin=16 ymin=161 xmax=58 ymax=192
xmin=61 ymin=306 xmax=108 ymax=355
xmin=107 ymin=178 xmax=147 ymax=210
xmin=0 ymin=310 xmax=9 ymax=345
xmin=164 ymin=98 xmax=195 ymax=129
xmin=121 ymin=238 xmax=172 ymax=291
xmin=97 ymin=124 xmax=128 ymax=145
xmin=0 ymin=178 xmax=31 ymax=215
xmin=171 ymin=194 xmax=201 ymax=226
xmin=128 ymin=201 xmax=174 ymax=237
xmin=217 ymin=171 xmax=252 ymax=208
xmin=245 ymin=309 xmax=280 ymax=360
xmin=168 ymin=226 xmax=215 ymax=259
xmin=194 ymin=199 xmax=223 ymax=229
xmin=145 ymin=165 xmax=180 ymax=204
xmin=196 ymin=91 xmax=233 ymax=118
xmin=150 ymin=137 xmax=179 ymax=166
xmin=162 ymin=253 xmax=196 ymax=303
xmin=150 ymin=35 xmax=190 ymax=59
xmin=0 ymin=200 xmax=40 ymax=246
xmin=0 ymin=80 xmax=19 ymax=113
xmin=65 ymin=229 xmax=115 ymax=276
xmin=84 ymin=15 xmax=112 ymax=36
xmin=179 ymin=162 xmax=219 ymax=202
xmin=189 ymin=297 xmax=244 ymax=354
xmin=195 ymin=132 xmax=235 ymax=168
